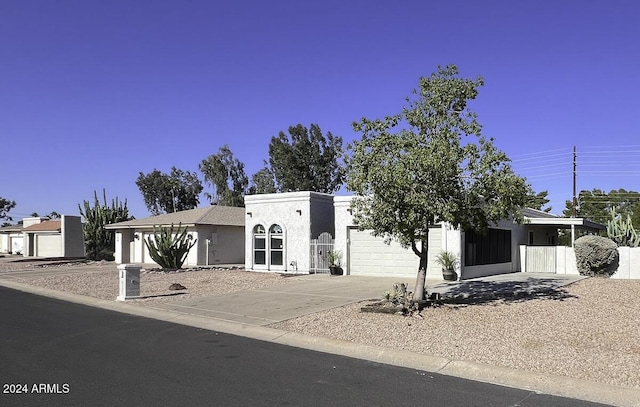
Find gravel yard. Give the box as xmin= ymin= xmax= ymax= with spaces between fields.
xmin=2 ymin=257 xmax=639 ymax=390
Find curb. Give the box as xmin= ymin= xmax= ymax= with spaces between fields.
xmin=1 ymin=279 xmax=638 ymax=407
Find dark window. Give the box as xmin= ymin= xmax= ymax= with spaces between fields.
xmin=253 ymin=225 xmax=266 ymax=265
xmin=269 ymin=224 xmax=283 ymax=266
xmin=465 ymin=228 xmax=511 ymax=266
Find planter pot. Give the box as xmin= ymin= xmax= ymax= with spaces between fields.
xmin=442 ymin=268 xmax=458 ymax=281
xmin=329 ymin=266 xmax=343 ymax=276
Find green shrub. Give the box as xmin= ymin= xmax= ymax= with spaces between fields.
xmin=144 ymin=223 xmax=197 ymax=269
xmin=574 ymin=235 xmax=619 ymax=277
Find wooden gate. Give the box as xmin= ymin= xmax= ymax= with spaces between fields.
xmin=310 ymin=232 xmax=334 ymax=274
xmin=525 ymin=246 xmax=557 ymax=273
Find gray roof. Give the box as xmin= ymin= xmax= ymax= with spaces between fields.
xmin=522 ymin=207 xmax=560 ymax=219
xmin=104 ymin=206 xmax=245 ymax=229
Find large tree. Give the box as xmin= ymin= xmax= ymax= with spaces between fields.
xmin=136 ymin=167 xmax=203 ymax=215
xmin=560 ymin=188 xmax=640 ymax=244
xmin=249 ymin=166 xmax=277 ymax=195
xmin=0 ymin=197 xmax=16 ymax=222
xmin=200 ymin=145 xmax=248 ymax=207
xmin=348 ymin=65 xmax=528 ymax=301
xmin=526 ymin=190 xmax=552 ymax=212
xmin=268 ymin=124 xmax=344 ymax=193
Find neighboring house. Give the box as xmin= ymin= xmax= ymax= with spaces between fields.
xmin=15 ymin=216 xmax=85 ymax=258
xmin=245 ymin=192 xmax=606 ymax=280
xmin=0 ymin=224 xmax=24 ymax=254
xmin=106 ymin=206 xmax=245 ymax=267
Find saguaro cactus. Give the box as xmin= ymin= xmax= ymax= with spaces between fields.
xmin=144 ymin=223 xmax=197 ymax=269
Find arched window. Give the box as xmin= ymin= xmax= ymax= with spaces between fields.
xmin=253 ymin=224 xmax=266 ymax=265
xmin=269 ymin=224 xmax=283 ymax=266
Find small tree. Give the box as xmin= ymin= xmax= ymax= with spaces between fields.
xmin=0 ymin=197 xmax=16 ymax=222
xmin=348 ymin=65 xmax=528 ymax=301
xmin=144 ymin=223 xmax=197 ymax=269
xmin=79 ymin=190 xmax=132 ymax=260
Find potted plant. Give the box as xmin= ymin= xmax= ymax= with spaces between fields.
xmin=327 ymin=250 xmax=343 ymax=276
xmin=435 ymin=251 xmax=459 ymax=281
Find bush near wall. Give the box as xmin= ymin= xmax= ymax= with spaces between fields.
xmin=574 ymin=235 xmax=619 ymax=277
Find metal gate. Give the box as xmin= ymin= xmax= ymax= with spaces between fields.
xmin=310 ymin=232 xmax=334 ymax=274
xmin=525 ymin=246 xmax=557 ymax=273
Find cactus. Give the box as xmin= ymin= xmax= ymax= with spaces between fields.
xmin=79 ymin=190 xmax=131 ymax=260
xmin=606 ymin=208 xmax=640 ymax=247
xmin=144 ymin=223 xmax=197 ymax=269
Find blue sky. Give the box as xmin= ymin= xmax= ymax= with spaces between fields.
xmin=2 ymin=0 xmax=639 ymax=220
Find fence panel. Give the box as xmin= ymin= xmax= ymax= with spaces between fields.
xmin=525 ymin=246 xmax=557 ymax=273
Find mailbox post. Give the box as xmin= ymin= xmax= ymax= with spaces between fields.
xmin=117 ymin=264 xmax=141 ymax=301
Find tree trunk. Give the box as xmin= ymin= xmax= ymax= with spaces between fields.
xmin=412 ymin=231 xmax=430 ymax=301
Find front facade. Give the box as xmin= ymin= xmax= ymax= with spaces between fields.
xmin=0 ymin=224 xmax=25 ymax=254
xmin=245 ymin=192 xmax=603 ymax=280
xmin=0 ymin=216 xmax=85 ymax=258
xmin=244 ymin=192 xmax=335 ymax=273
xmin=106 ymin=206 xmax=245 ymax=267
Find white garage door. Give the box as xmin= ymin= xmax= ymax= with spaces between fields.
xmin=10 ymin=236 xmax=23 ymax=254
xmin=348 ymin=227 xmax=442 ymax=278
xmin=36 ymin=234 xmax=61 ymax=257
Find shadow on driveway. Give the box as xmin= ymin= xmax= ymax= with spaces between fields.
xmin=429 ymin=275 xmax=583 ymax=306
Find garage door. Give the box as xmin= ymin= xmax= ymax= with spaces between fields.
xmin=36 ymin=234 xmax=61 ymax=257
xmin=348 ymin=227 xmax=442 ymax=278
xmin=10 ymin=236 xmax=23 ymax=254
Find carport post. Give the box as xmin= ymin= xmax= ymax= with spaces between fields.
xmin=117 ymin=264 xmax=141 ymax=301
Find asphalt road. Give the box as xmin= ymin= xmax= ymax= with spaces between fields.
xmin=0 ymin=286 xmax=610 ymax=407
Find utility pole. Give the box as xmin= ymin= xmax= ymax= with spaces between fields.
xmin=572 ymin=145 xmax=577 ymax=218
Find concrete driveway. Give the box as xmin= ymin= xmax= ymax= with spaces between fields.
xmin=143 ymin=272 xmax=585 ymax=326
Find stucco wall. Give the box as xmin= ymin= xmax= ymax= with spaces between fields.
xmin=245 ymin=192 xmax=335 ymax=273
xmin=522 ymin=245 xmax=640 ymax=279
xmin=0 ymin=234 xmax=8 ymax=253
xmin=61 ymin=215 xmax=85 ymax=257
xmin=333 ymin=196 xmax=353 ymax=274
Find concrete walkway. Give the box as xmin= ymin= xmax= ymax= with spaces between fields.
xmin=1 ymin=260 xmax=637 ymax=406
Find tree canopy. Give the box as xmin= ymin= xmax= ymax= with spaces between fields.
xmin=563 ymin=188 xmax=640 ymax=227
xmin=200 ymin=145 xmax=248 ymax=207
xmin=0 ymin=197 xmax=16 ymax=222
xmin=526 ymin=190 xmax=552 ymax=212
xmin=347 ymin=65 xmax=529 ymax=300
xmin=136 ymin=167 xmax=203 ymax=215
xmin=267 ymin=124 xmax=344 ymax=193
xmin=249 ymin=167 xmax=277 ymax=195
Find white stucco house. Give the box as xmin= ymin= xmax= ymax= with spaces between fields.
xmin=106 ymin=205 xmax=245 ymax=267
xmin=0 ymin=224 xmax=25 ymax=254
xmin=244 ymin=192 xmax=605 ymax=280
xmin=0 ymin=216 xmax=85 ymax=258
